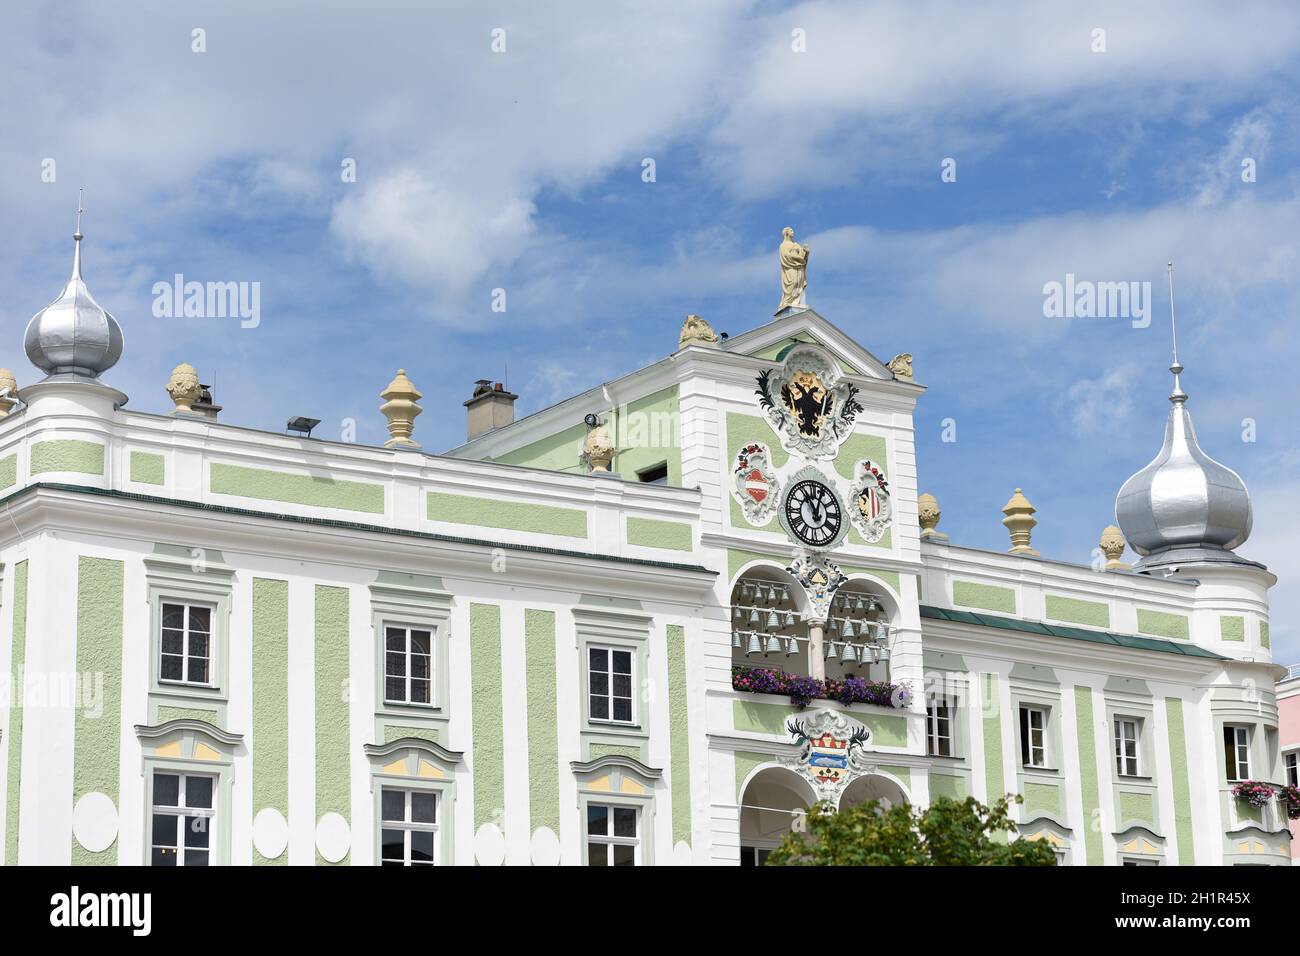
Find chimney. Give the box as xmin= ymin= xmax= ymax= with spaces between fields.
xmin=190 ymin=384 xmax=222 ymax=422
xmin=465 ymin=379 xmax=518 ymax=439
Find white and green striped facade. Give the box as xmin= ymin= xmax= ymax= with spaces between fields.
xmin=0 ymin=308 xmax=1290 ymax=865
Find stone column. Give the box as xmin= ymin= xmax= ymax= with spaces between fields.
xmin=808 ymin=620 xmax=826 ymax=681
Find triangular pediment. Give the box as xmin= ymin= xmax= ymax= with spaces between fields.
xmin=722 ymin=308 xmax=903 ymax=383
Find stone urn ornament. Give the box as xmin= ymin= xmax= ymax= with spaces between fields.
xmin=166 ymin=363 xmax=202 ymax=413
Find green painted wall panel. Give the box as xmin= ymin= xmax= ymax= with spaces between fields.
xmin=1164 ymin=697 xmax=1196 ymax=864
xmin=4 ymin=561 xmax=27 ymax=864
xmin=1118 ymin=790 xmax=1155 ymax=827
xmin=1136 ymin=608 xmax=1189 ymax=640
xmin=615 ymin=385 xmax=682 ymax=485
xmin=495 ymin=422 xmax=587 ymax=474
xmin=72 ymin=556 xmax=125 ymax=865
xmin=155 ymin=705 xmax=218 ymax=725
xmin=724 ymin=412 xmax=790 ymax=469
xmin=426 ymin=491 xmax=587 ymax=538
xmin=840 ymin=564 xmax=901 ymax=593
xmin=981 ymin=674 xmax=1005 ymax=806
xmin=832 ymin=432 xmax=888 ymax=481
xmin=470 ymin=604 xmax=505 ymax=833
xmin=252 ymin=578 xmax=289 ymax=865
xmin=589 ymin=743 xmax=642 ymax=761
xmin=735 ymin=750 xmax=769 ymax=800
xmin=383 ymin=724 xmax=440 ymax=744
xmin=1045 ymin=595 xmax=1109 ymax=628
xmin=666 ymin=624 xmax=691 ymax=846
xmin=626 ymin=517 xmax=692 ymax=551
xmin=731 ymin=699 xmax=906 ymax=747
xmin=211 ymin=462 xmax=384 ymax=514
xmin=1219 ymin=615 xmax=1245 ymax=642
xmin=524 ymin=609 xmax=560 ymax=838
xmin=1022 ymin=781 xmax=1061 ymax=818
xmin=0 ymin=454 xmax=16 ymax=490
xmin=31 ymin=439 xmax=104 ymax=476
xmin=1260 ymin=621 xmax=1270 ymax=648
xmin=929 ymin=773 xmax=966 ymax=801
xmin=1073 ymin=685 xmax=1103 ymax=865
xmin=314 ymin=585 xmax=351 ymax=865
xmin=129 ymin=451 xmax=165 ymax=485
xmin=954 ymin=581 xmax=1016 ymax=614
xmin=494 ymin=386 xmax=682 ymax=486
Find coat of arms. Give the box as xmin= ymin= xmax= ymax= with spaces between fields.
xmin=849 ymin=459 xmax=892 ymax=543
xmin=782 ymin=709 xmax=875 ymax=800
xmin=756 ymin=346 xmax=862 ymax=460
xmin=786 ymin=550 xmax=847 ymax=621
xmin=732 ymin=442 xmax=780 ymax=524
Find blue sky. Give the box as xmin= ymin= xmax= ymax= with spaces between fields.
xmin=2 ymin=1 xmax=1298 ymax=661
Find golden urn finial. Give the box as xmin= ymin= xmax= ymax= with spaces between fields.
xmin=1001 ymin=487 xmax=1039 ymax=555
xmin=166 ymin=363 xmax=202 ymax=413
xmin=678 ymin=314 xmax=718 ymax=350
xmin=918 ymin=492 xmax=942 ymax=537
xmin=0 ymin=368 xmax=17 ymax=417
xmin=583 ymin=420 xmax=616 ymax=474
xmin=381 ymin=369 xmax=423 ymax=448
xmin=1099 ymin=525 xmax=1128 ymax=570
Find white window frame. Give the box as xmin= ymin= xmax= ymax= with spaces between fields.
xmin=383 ymin=624 xmax=435 ymax=708
xmin=379 ymin=786 xmax=439 ymax=866
xmin=926 ymin=694 xmax=955 ymax=758
xmin=1286 ymin=750 xmax=1298 ymax=788
xmin=585 ymin=801 xmax=640 ymax=866
xmin=1224 ymin=725 xmax=1251 ymax=782
xmin=1020 ymin=705 xmax=1048 ymax=769
xmin=587 ymin=644 xmax=635 ymax=726
xmin=150 ymin=771 xmax=217 ymax=867
xmin=158 ymin=600 xmax=215 ymax=687
xmin=1114 ymin=717 xmax=1141 ymax=777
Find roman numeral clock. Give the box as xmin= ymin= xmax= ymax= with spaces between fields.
xmin=778 ymin=466 xmax=849 ymax=550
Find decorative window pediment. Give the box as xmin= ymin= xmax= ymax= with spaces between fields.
xmin=135 ymin=718 xmax=242 ymax=763
xmin=364 ymin=738 xmax=463 ymax=780
xmin=571 ymin=754 xmax=662 ymax=796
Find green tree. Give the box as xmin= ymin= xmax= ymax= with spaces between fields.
xmin=765 ymin=795 xmax=1058 ymax=866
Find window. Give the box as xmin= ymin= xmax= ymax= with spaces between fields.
xmin=740 ymin=846 xmax=772 ymax=866
xmin=1286 ymin=751 xmax=1298 ymax=788
xmin=1223 ymin=725 xmax=1250 ymax=781
xmin=1019 ymin=706 xmax=1047 ymax=768
xmin=588 ymin=646 xmax=634 ymax=724
xmin=1122 ymin=858 xmax=1160 ymax=866
xmin=586 ymin=803 xmax=639 ymax=866
xmin=159 ymin=602 xmax=212 ymax=685
xmin=637 ymin=462 xmax=668 ymax=485
xmin=1114 ymin=718 xmax=1140 ymax=776
xmin=384 ymin=625 xmax=433 ymax=706
xmin=380 ymin=787 xmax=438 ymax=866
xmin=151 ymin=773 xmax=215 ymax=866
xmin=927 ymin=695 xmax=954 ymax=757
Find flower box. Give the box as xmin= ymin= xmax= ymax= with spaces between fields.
xmin=732 ymin=665 xmax=910 ymax=710
xmin=1230 ymin=780 xmax=1275 ymax=809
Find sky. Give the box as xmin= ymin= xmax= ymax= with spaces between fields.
xmin=1 ymin=1 xmax=1297 ymax=663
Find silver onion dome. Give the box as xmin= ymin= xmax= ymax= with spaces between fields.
xmin=1114 ymin=265 xmax=1251 ymax=567
xmin=24 ymin=200 xmax=124 ymax=380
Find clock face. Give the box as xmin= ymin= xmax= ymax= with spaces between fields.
xmin=783 ymin=479 xmax=843 ymax=547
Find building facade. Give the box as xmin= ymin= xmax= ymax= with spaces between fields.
xmin=1279 ymin=666 xmax=1300 ymax=861
xmin=0 ymin=226 xmax=1292 ymax=866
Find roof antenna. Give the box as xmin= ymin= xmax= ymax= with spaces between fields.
xmin=1166 ymin=261 xmax=1186 ymax=405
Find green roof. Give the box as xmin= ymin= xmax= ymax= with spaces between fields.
xmin=919 ymin=604 xmax=1225 ymax=660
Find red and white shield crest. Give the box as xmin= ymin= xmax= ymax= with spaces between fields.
xmin=733 ymin=442 xmax=780 ymax=525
